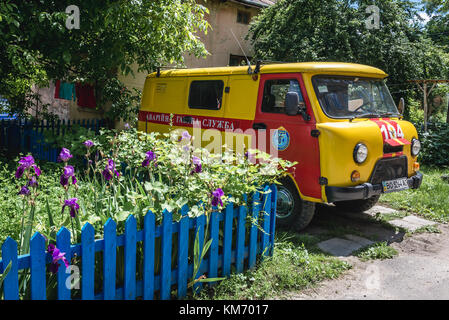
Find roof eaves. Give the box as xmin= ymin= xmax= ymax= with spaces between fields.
xmin=230 ymin=0 xmax=272 ymax=9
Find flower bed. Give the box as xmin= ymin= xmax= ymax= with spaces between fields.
xmin=0 ymin=126 xmax=293 ymax=299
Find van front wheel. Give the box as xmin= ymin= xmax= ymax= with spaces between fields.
xmin=276 ymin=177 xmax=316 ymax=231
xmin=334 ymin=195 xmax=380 ymax=213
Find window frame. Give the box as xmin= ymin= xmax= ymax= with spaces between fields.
xmin=260 ymin=78 xmax=305 ymax=115
xmin=188 ymin=80 xmax=225 ymax=111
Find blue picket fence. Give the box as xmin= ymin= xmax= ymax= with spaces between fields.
xmin=0 ymin=185 xmax=277 ymax=300
xmin=0 ymin=118 xmax=105 ymax=161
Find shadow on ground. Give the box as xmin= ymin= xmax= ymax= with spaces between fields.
xmin=291 ymin=203 xmax=406 ymax=248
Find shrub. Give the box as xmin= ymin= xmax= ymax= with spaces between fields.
xmin=417 ymin=122 xmax=449 ymax=167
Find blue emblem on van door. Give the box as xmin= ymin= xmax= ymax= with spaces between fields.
xmin=272 ymin=127 xmax=290 ymax=151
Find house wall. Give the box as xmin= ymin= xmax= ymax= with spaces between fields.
xmin=118 ymin=0 xmax=261 ymax=93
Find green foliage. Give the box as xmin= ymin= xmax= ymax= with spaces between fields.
xmin=248 ymin=0 xmax=449 ymax=103
xmin=197 ymin=233 xmax=351 ymax=299
xmin=3 ymin=127 xmax=295 ymax=246
xmin=418 ymin=122 xmax=449 ymax=166
xmin=0 ymin=0 xmax=209 ymax=121
xmin=355 ymin=242 xmax=398 ymax=261
xmin=380 ymin=166 xmax=449 ymax=222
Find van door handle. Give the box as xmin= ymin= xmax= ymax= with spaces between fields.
xmin=252 ymin=122 xmax=267 ymax=130
xmin=182 ymin=116 xmax=193 ymax=124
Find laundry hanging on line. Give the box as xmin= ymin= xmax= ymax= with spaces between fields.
xmin=54 ymin=80 xmax=76 ymax=101
xmin=75 ymin=83 xmax=96 ymax=109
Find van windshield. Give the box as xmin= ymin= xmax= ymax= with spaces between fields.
xmin=312 ymin=76 xmax=399 ymax=119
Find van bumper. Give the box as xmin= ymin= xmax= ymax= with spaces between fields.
xmin=325 ymin=172 xmax=423 ymax=203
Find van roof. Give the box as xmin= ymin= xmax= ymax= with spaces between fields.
xmin=147 ymin=62 xmax=388 ymax=79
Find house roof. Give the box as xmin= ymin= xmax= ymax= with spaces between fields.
xmin=231 ymin=0 xmax=275 ymax=8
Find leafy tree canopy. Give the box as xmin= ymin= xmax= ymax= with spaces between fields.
xmin=0 ymin=0 xmax=209 ymax=122
xmin=248 ymin=0 xmax=449 ymax=106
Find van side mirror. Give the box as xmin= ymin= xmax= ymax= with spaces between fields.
xmin=285 ymin=92 xmax=300 ymax=116
xmin=285 ymin=91 xmax=311 ymax=121
xmin=398 ymin=98 xmax=405 ymax=115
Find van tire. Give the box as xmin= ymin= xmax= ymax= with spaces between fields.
xmin=334 ymin=195 xmax=380 ymax=213
xmin=276 ymin=177 xmax=316 ymax=231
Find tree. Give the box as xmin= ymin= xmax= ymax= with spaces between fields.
xmin=248 ymin=0 xmax=449 ymax=106
xmin=0 ymin=0 xmax=209 ymax=122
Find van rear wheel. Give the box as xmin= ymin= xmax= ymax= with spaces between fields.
xmin=334 ymin=195 xmax=380 ymax=213
xmin=276 ymin=177 xmax=316 ymax=231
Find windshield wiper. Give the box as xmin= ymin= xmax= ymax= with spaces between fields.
xmin=349 ymin=112 xmax=381 ymax=122
xmin=379 ymin=112 xmax=401 ymax=118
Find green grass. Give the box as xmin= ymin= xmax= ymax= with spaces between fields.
xmin=354 ymin=242 xmax=398 ymax=261
xmin=195 ymin=232 xmax=351 ymax=300
xmin=380 ymin=166 xmax=449 ymax=223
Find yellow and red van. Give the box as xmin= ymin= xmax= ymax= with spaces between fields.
xmin=137 ymin=62 xmax=423 ymax=230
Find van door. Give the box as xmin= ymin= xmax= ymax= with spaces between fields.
xmin=253 ymin=73 xmax=322 ymax=201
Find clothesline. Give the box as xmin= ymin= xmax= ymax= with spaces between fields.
xmin=54 ymin=80 xmax=96 ymax=109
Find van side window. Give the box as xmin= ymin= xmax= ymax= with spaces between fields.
xmin=261 ymin=79 xmax=304 ymax=114
xmin=188 ymin=80 xmax=224 ymax=110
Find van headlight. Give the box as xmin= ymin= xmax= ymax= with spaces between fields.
xmin=411 ymin=138 xmax=421 ymax=156
xmin=354 ymin=143 xmax=368 ymax=164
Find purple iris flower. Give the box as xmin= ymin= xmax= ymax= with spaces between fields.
xmin=58 ymin=148 xmax=73 ymax=162
xmin=191 ymin=156 xmax=202 ymax=174
xmin=211 ymin=188 xmax=224 ymax=207
xmin=18 ymin=185 xmax=30 ymax=196
xmin=60 ymin=165 xmax=77 ymax=187
xmin=102 ymin=159 xmax=120 ymax=181
xmin=15 ymin=166 xmax=25 ymax=179
xmin=62 ymin=198 xmax=80 ymax=218
xmin=179 ymin=131 xmax=191 ymax=142
xmin=124 ymin=123 xmax=130 ymax=130
xmin=47 ymin=244 xmax=70 ymax=274
xmin=15 ymin=155 xmax=40 ymax=178
xmin=28 ymin=176 xmax=38 ymax=188
xmin=142 ymin=151 xmax=156 ymax=167
xmin=83 ymin=140 xmax=94 ymax=148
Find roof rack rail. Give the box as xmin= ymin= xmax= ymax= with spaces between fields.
xmin=155 ymin=66 xmax=188 ymax=77
xmin=258 ymin=60 xmax=290 ymax=65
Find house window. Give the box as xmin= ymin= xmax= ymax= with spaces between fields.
xmin=237 ymin=10 xmax=251 ymax=24
xmin=229 ymin=54 xmax=252 ymax=66
xmin=261 ymin=79 xmax=305 ymax=114
xmin=188 ymin=80 xmax=224 ymax=110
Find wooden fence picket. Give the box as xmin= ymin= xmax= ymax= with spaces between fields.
xmin=261 ymin=186 xmax=272 ymax=258
xmin=160 ymin=209 xmax=173 ymax=300
xmin=56 ymin=227 xmax=71 ymax=300
xmin=248 ymin=191 xmax=260 ymax=269
xmin=193 ymin=214 xmax=206 ymax=294
xmin=103 ymin=218 xmax=117 ymax=300
xmin=2 ymin=237 xmax=19 ymax=300
xmin=81 ymin=223 xmax=95 ymax=300
xmin=124 ymin=215 xmax=137 ymax=300
xmin=222 ymin=202 xmax=233 ymax=277
xmin=208 ymin=209 xmax=219 ymax=286
xmin=30 ymin=232 xmax=46 ymax=300
xmin=235 ymin=195 xmax=247 ymax=273
xmin=143 ymin=211 xmax=156 ymax=300
xmin=177 ymin=205 xmax=189 ymax=298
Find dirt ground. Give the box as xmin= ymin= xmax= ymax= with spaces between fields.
xmin=286 ymin=206 xmax=449 ymax=300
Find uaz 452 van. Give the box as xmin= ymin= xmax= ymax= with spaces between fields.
xmin=137 ymin=62 xmax=423 ymax=230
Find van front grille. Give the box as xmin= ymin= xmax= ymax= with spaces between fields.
xmin=383 ymin=144 xmax=404 ymax=154
xmin=369 ymin=156 xmax=408 ymax=185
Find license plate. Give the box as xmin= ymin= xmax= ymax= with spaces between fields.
xmin=382 ymin=178 xmax=409 ymax=193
